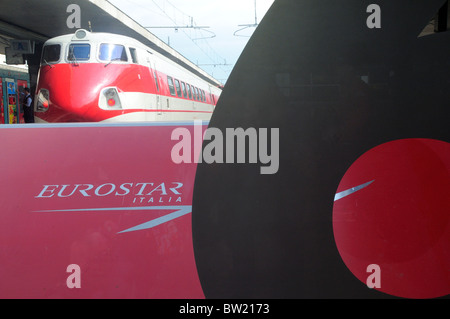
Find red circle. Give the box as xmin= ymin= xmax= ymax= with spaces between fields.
xmin=333 ymin=139 xmax=449 ymax=299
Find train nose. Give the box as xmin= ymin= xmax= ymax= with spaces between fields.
xmin=36 ymin=64 xmax=110 ymax=121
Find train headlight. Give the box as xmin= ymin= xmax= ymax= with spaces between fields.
xmin=35 ymin=89 xmax=50 ymax=112
xmin=104 ymin=88 xmax=116 ymax=98
xmin=75 ymin=29 xmax=87 ymax=39
xmin=99 ymin=87 xmax=122 ymax=110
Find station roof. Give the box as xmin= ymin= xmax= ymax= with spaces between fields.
xmin=0 ymin=0 xmax=222 ymax=86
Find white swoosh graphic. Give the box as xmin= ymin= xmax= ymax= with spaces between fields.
xmin=334 ymin=180 xmax=374 ymax=201
xmin=34 ymin=205 xmax=192 ymax=234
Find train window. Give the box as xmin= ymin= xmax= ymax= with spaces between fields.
xmin=201 ymin=90 xmax=206 ymax=102
xmin=186 ymin=84 xmax=192 ymax=99
xmin=194 ymin=87 xmax=199 ymax=101
xmin=68 ymin=43 xmax=90 ymax=61
xmin=167 ymin=76 xmax=176 ymax=96
xmin=174 ymin=79 xmax=182 ymax=97
xmin=129 ymin=48 xmax=138 ymax=63
xmin=99 ymin=44 xmax=128 ymax=62
xmin=181 ymin=82 xmax=187 ymax=98
xmin=41 ymin=44 xmax=61 ymax=63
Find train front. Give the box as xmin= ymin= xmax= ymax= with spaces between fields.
xmin=34 ymin=29 xmax=135 ymax=123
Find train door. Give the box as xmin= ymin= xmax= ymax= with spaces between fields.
xmin=147 ymin=53 xmax=162 ymax=117
xmin=153 ymin=66 xmax=162 ymax=116
xmin=5 ymin=78 xmax=18 ymax=124
xmin=0 ymin=79 xmax=4 ymax=124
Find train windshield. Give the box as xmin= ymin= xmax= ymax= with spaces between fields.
xmin=68 ymin=43 xmax=91 ymax=61
xmin=41 ymin=44 xmax=61 ymax=64
xmin=99 ymin=44 xmax=128 ymax=62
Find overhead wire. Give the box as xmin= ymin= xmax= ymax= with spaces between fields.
xmin=148 ymin=0 xmax=230 ymax=77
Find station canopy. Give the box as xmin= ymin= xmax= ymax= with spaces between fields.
xmin=0 ymin=0 xmax=221 ymax=86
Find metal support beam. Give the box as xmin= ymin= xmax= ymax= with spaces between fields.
xmin=0 ymin=19 xmax=48 ymax=42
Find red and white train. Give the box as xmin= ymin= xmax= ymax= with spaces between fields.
xmin=34 ymin=29 xmax=222 ymax=123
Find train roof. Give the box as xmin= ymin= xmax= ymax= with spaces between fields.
xmin=45 ymin=30 xmax=144 ymax=47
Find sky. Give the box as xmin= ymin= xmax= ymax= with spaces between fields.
xmin=108 ymin=0 xmax=275 ymax=84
